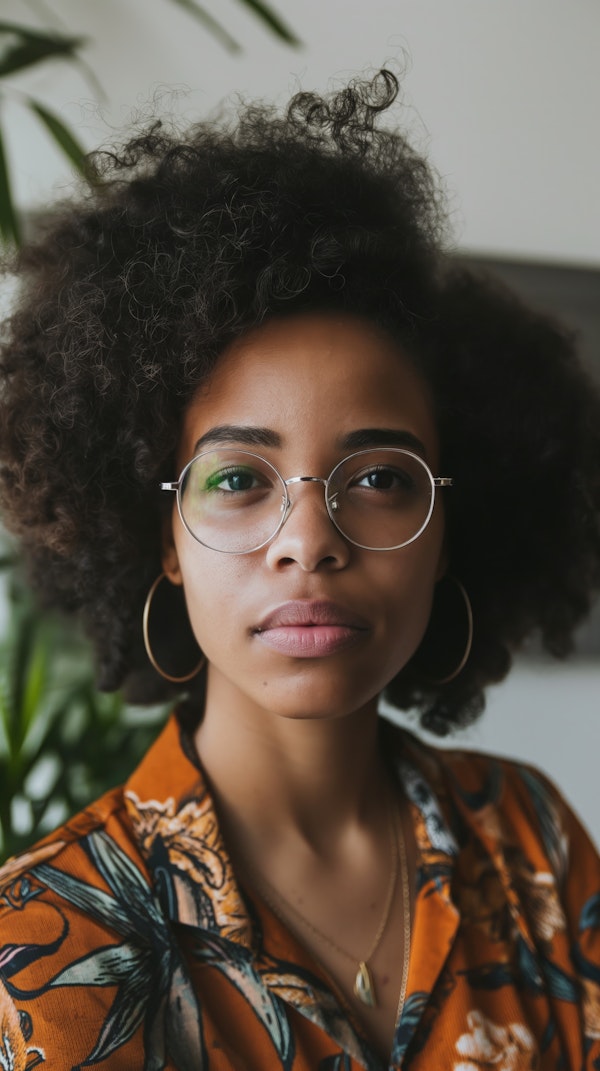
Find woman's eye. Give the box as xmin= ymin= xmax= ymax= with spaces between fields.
xmin=355 ymin=466 xmax=415 ymax=491
xmin=206 ymin=467 xmax=263 ymax=493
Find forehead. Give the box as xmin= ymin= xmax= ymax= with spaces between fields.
xmin=180 ymin=312 xmax=439 ymax=463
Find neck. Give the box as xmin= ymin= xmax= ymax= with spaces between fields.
xmin=194 ymin=665 xmax=389 ymax=856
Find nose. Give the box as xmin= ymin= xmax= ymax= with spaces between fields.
xmin=264 ymin=478 xmax=351 ymax=573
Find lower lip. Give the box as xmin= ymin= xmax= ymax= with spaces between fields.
xmin=254 ymin=625 xmax=365 ymax=658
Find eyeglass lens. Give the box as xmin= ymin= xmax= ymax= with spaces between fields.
xmin=179 ymin=447 xmax=435 ymax=553
xmin=178 ymin=447 xmax=436 ymax=554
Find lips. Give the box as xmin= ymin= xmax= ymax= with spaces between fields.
xmin=253 ymin=600 xmax=369 ymax=658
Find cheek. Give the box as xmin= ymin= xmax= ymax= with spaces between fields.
xmin=175 ymin=543 xmax=249 ymax=653
xmin=375 ymin=527 xmax=445 ymax=668
xmin=381 ymin=560 xmax=437 ymax=663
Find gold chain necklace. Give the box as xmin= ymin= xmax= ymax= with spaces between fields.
xmin=242 ymin=794 xmax=409 ymax=1011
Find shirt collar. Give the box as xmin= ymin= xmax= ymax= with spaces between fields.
xmin=123 ymin=711 xmax=254 ymax=947
xmin=123 ymin=712 xmax=460 ymax=953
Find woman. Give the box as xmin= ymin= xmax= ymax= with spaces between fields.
xmin=0 ymin=71 xmax=599 ymax=1070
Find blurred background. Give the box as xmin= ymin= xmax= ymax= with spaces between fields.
xmin=0 ymin=0 xmax=598 ymax=859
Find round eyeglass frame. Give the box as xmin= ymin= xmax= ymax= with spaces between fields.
xmin=161 ymin=446 xmax=453 ymax=554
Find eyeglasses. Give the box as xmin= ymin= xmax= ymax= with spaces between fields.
xmin=161 ymin=447 xmax=452 ymax=555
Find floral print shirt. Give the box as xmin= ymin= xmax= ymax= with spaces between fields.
xmin=0 ymin=710 xmax=599 ymax=1071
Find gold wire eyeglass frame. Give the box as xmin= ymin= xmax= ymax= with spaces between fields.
xmin=160 ymin=446 xmax=453 ymax=555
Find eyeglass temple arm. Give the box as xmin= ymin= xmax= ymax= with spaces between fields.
xmin=160 ymin=482 xmax=179 ymax=492
xmin=435 ymin=478 xmax=453 ymax=487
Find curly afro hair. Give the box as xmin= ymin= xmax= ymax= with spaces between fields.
xmin=0 ymin=70 xmax=599 ymax=734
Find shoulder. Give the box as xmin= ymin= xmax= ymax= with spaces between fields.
xmin=392 ymin=723 xmax=600 ymax=1039
xmin=0 ymin=787 xmax=160 ymax=1069
xmin=0 ymin=784 xmax=148 ymax=906
xmin=0 ymin=782 xmax=160 ymax=957
xmin=390 ymin=720 xmax=600 ymax=889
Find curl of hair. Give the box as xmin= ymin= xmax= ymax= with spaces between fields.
xmin=0 ymin=70 xmax=598 ymax=733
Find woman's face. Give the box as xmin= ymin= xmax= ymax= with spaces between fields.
xmin=163 ymin=311 xmax=446 ymax=722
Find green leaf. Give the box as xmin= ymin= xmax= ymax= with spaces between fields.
xmin=20 ymin=633 xmax=48 ymax=741
xmin=0 ymin=22 xmax=85 ymax=78
xmin=166 ymin=0 xmax=241 ymax=52
xmin=165 ymin=0 xmax=300 ymax=47
xmin=29 ymin=101 xmax=91 ymax=179
xmin=0 ymin=680 xmax=11 ymax=755
xmin=10 ymin=613 xmax=36 ymax=751
xmin=0 ymin=123 xmax=20 ymax=246
xmin=235 ymin=0 xmax=301 ymax=45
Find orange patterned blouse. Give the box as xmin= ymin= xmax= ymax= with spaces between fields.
xmin=1 ymin=710 xmax=599 ymax=1070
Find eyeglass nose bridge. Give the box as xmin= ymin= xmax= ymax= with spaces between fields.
xmin=284 ymin=475 xmax=328 ymax=489
xmin=278 ymin=473 xmax=341 ymax=532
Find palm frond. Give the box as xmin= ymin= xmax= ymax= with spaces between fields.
xmin=166 ymin=0 xmax=241 ymax=52
xmin=0 ymin=21 xmax=85 ymax=78
xmin=235 ymin=0 xmax=300 ymax=45
xmin=29 ymin=100 xmax=92 ymax=179
xmin=0 ymin=122 xmax=19 ymax=246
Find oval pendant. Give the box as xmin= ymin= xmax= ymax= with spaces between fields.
xmin=353 ymin=961 xmax=377 ymax=1007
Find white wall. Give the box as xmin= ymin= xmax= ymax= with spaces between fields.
xmin=3 ymin=0 xmax=600 ymax=264
xmin=2 ymin=1 xmax=599 ymax=839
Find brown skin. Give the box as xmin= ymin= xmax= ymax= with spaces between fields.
xmin=162 ymin=311 xmax=447 ymax=1058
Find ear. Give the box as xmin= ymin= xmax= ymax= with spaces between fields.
xmin=161 ymin=514 xmax=183 ymax=585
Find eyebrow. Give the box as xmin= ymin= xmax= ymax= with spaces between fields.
xmin=194 ymin=425 xmax=282 ymax=451
xmin=193 ymin=424 xmax=427 ymax=457
xmin=340 ymin=428 xmax=426 ymax=456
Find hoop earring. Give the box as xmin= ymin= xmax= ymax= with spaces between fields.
xmin=431 ymin=576 xmax=473 ymax=685
xmin=143 ymin=573 xmax=205 ymax=683
xmin=414 ymin=575 xmax=473 ymax=686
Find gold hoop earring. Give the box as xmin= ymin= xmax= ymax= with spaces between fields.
xmin=143 ymin=573 xmax=205 ymax=683
xmin=410 ymin=575 xmax=473 ymax=686
xmin=431 ymin=576 xmax=473 ymax=685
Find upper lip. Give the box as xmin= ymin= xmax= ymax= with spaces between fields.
xmin=255 ymin=600 xmax=369 ymax=632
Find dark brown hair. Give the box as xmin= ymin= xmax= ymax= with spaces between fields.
xmin=1 ymin=71 xmax=598 ymax=734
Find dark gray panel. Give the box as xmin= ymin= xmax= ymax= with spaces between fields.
xmin=463 ymin=256 xmax=600 ymax=657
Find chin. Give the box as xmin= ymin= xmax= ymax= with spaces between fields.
xmin=253 ymin=677 xmax=381 ymax=723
